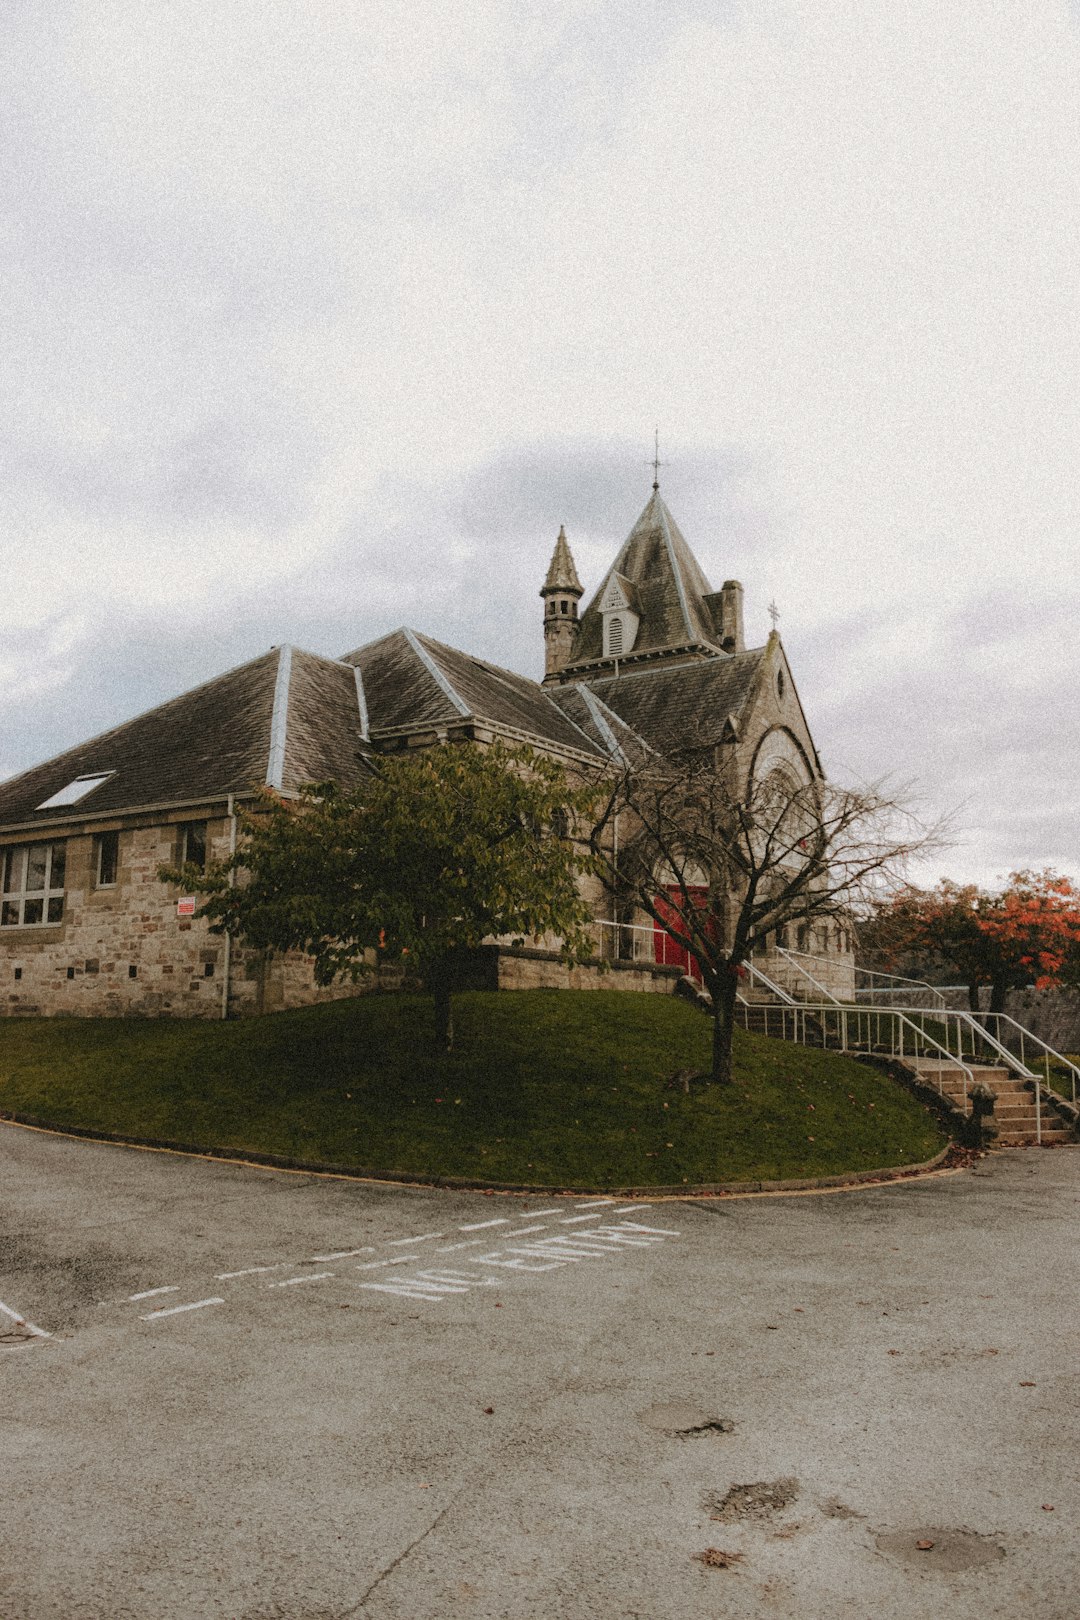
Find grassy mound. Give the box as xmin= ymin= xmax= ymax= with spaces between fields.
xmin=0 ymin=990 xmax=948 ymax=1186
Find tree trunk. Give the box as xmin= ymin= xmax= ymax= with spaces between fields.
xmin=988 ymin=977 xmax=1007 ymax=1015
xmin=710 ymin=972 xmax=739 ymax=1085
xmin=967 ymin=981 xmax=981 ymax=1014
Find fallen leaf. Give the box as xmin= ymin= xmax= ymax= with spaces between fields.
xmin=1020 ymin=1381 xmax=1036 ymax=1387
xmin=915 ymin=1539 xmax=935 ymax=1551
xmin=1042 ymin=1504 xmax=1055 ymax=1512
xmin=483 ymin=1406 xmax=494 ymax=1415
xmin=695 ymin=1548 xmax=743 ymax=1570
xmin=888 ymin=1349 xmax=902 ymax=1356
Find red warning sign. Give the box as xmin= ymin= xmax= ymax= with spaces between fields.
xmin=177 ymin=897 xmax=197 ymax=917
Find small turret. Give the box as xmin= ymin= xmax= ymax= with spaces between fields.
xmin=540 ymin=525 xmax=583 ymax=680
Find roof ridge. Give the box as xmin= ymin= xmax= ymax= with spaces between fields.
xmin=404 ymin=628 xmax=471 ymax=718
xmin=266 ymin=645 xmax=294 ymax=789
xmin=578 ymin=684 xmax=656 ymax=759
xmin=653 ymin=496 xmax=696 ymax=644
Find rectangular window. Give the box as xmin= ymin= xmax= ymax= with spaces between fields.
xmin=95 ymin=830 xmax=119 ymax=887
xmin=180 ymin=821 xmax=207 ymax=871
xmin=0 ymin=842 xmax=66 ymax=926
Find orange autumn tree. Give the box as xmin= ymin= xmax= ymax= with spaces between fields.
xmin=862 ymin=870 xmax=1080 ymax=1013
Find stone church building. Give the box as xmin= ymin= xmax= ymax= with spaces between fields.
xmin=0 ymin=486 xmax=851 ymax=1017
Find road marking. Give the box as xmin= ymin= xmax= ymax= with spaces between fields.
xmin=611 ymin=1205 xmax=651 ymax=1214
xmin=434 ymin=1239 xmax=486 ymax=1253
xmin=477 ymin=1251 xmax=567 ymax=1273
xmin=140 ymin=1297 xmax=224 ymax=1321
xmin=358 ymin=1277 xmax=471 ymax=1299
xmin=216 ymin=1264 xmax=287 ymax=1280
xmin=458 ymin=1218 xmax=509 ymax=1231
xmin=415 ymin=1270 xmax=500 ymax=1288
xmin=128 ymin=1286 xmax=179 ymax=1302
xmin=560 ymin=1213 xmax=604 ymax=1224
xmin=270 ymin=1273 xmax=334 ymax=1288
xmin=387 ymin=1232 xmax=443 ymax=1246
xmin=0 ymin=1297 xmax=51 ymax=1339
xmin=507 ymin=1224 xmax=549 ymax=1236
xmin=309 ymin=1247 xmax=375 ymax=1262
xmin=574 ymin=1198 xmax=616 ymax=1208
xmin=520 ymin=1208 xmax=560 ymax=1218
xmin=610 ymin=1222 xmax=681 ymax=1236
xmin=355 ymin=1257 xmax=413 ymax=1270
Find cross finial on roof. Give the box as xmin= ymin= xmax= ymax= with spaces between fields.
xmin=648 ymin=427 xmax=665 ymax=491
xmin=768 ymin=600 xmax=781 ymax=630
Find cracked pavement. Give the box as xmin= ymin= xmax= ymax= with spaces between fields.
xmin=2 ymin=1121 xmax=1078 ymax=1619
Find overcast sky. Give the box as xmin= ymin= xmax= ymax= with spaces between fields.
xmin=3 ymin=0 xmax=1078 ymax=888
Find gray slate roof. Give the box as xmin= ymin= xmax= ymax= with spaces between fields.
xmin=340 ymin=629 xmax=609 ymax=760
xmin=584 ymin=648 xmax=766 ymax=753
xmin=566 ymin=491 xmax=725 ymax=667
xmin=0 ymin=646 xmax=373 ymax=830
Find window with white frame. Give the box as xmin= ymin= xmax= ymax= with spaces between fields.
xmin=1 ymin=842 xmax=67 ymax=926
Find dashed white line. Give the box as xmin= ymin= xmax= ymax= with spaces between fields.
xmin=270 ymin=1273 xmax=334 ymax=1288
xmin=387 ymin=1232 xmax=444 ymax=1246
xmin=309 ymin=1247 xmax=375 ymax=1262
xmin=520 ymin=1208 xmax=561 ymax=1218
xmin=611 ymin=1206 xmax=650 ymax=1215
xmin=508 ymin=1224 xmax=549 ymax=1237
xmin=140 ymin=1297 xmax=224 ymax=1321
xmin=0 ymin=1298 xmax=51 ymax=1339
xmin=128 ymin=1286 xmax=179 ymax=1302
xmin=215 ymin=1264 xmax=287 ymax=1280
xmin=458 ymin=1219 xmax=509 ymax=1232
xmin=560 ymin=1213 xmax=604 ymax=1224
xmin=435 ymin=1239 xmax=486 ymax=1253
xmin=574 ymin=1199 xmax=616 ymax=1208
xmin=356 ymin=1257 xmax=413 ymax=1270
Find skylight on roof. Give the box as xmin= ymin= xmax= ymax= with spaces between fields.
xmin=36 ymin=772 xmax=116 ymax=810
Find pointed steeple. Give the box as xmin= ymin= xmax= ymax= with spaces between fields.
xmin=540 ymin=525 xmax=584 ymax=680
xmin=541 ymin=525 xmax=583 ymax=596
xmin=559 ymin=491 xmax=726 ymax=676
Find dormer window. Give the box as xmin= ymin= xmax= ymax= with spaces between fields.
xmin=600 ymin=573 xmax=640 ymax=659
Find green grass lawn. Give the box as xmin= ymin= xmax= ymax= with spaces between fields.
xmin=0 ymin=990 xmax=948 ymax=1187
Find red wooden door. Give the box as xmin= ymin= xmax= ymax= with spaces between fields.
xmin=652 ymin=886 xmax=709 ymax=981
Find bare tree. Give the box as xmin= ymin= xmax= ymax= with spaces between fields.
xmin=590 ymin=747 xmax=945 ymax=1084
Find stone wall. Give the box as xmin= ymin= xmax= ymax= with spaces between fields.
xmin=495 ymin=947 xmax=681 ymax=994
xmin=0 ymin=811 xmax=340 ymax=1020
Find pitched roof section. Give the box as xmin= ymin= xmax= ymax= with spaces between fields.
xmin=0 ymin=646 xmax=373 ymax=830
xmin=541 ymin=525 xmax=583 ymax=595
xmin=546 ymin=684 xmax=653 ymax=767
xmin=340 ymin=629 xmax=610 ymax=759
xmin=565 ymin=491 xmax=724 ymax=668
xmin=584 ymin=648 xmax=766 ymax=753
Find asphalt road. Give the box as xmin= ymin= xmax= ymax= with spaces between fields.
xmin=2 ymin=1120 xmax=1078 ymax=1620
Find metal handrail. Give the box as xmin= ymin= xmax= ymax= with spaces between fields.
xmin=774 ymin=946 xmax=842 ymax=1005
xmin=734 ymin=999 xmax=975 ymax=1107
xmin=740 ymin=959 xmax=797 ymax=1005
xmin=972 ymin=1011 xmax=1078 ymax=1112
xmin=853 ymin=966 xmax=948 ymax=1009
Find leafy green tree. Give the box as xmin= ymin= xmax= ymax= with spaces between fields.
xmin=163 ymin=742 xmax=599 ymax=1048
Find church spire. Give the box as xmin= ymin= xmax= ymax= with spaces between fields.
xmin=540 ymin=525 xmax=583 ymax=679
xmin=541 ymin=525 xmax=583 ymax=595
